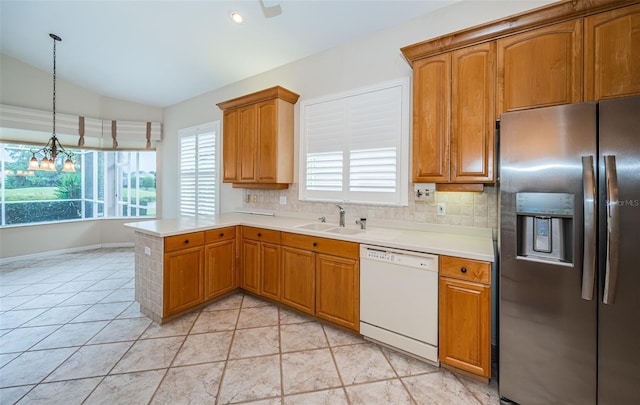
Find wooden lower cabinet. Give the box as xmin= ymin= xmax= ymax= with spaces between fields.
xmin=260 ymin=242 xmax=281 ymax=301
xmin=240 ymin=239 xmax=261 ymax=295
xmin=280 ymin=232 xmax=360 ymax=331
xmin=164 ymin=246 xmax=204 ymax=317
xmin=241 ymin=227 xmax=282 ymax=300
xmin=439 ymin=256 xmax=492 ymax=379
xmin=315 ymin=253 xmax=359 ymax=330
xmin=204 ymin=239 xmax=236 ymax=300
xmin=160 ymin=227 xmax=360 ymax=331
xmin=281 ymin=246 xmax=315 ymax=315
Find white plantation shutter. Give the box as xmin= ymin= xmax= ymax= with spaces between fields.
xmin=304 ymin=99 xmax=346 ymax=200
xmin=179 ymin=122 xmax=218 ymax=216
xmin=300 ymin=78 xmax=409 ymax=205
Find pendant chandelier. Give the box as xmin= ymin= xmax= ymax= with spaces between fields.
xmin=28 ymin=33 xmax=75 ymax=172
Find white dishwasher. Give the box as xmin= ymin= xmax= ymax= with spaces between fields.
xmin=360 ymin=244 xmax=439 ymax=364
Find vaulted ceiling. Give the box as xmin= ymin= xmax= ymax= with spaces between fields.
xmin=0 ymin=0 xmax=459 ymax=107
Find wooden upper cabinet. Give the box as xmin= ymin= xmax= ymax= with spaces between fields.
xmin=412 ymin=53 xmax=451 ymax=183
xmin=222 ymin=109 xmax=239 ymax=182
xmin=585 ymin=3 xmax=640 ymax=101
xmin=217 ymin=86 xmax=299 ymax=189
xmin=256 ymin=100 xmax=276 ymax=183
xmin=451 ymin=42 xmax=496 ymax=183
xmin=238 ymin=104 xmax=258 ymax=183
xmin=497 ymin=19 xmax=583 ymax=117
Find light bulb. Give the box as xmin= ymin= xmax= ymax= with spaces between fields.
xmin=231 ymin=12 xmax=243 ymax=24
xmin=28 ymin=156 xmax=40 ymax=170
xmin=62 ymin=158 xmax=75 ymax=172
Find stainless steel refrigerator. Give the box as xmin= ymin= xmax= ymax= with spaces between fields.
xmin=499 ymin=96 xmax=640 ymax=405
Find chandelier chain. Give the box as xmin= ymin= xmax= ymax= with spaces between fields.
xmin=52 ymin=35 xmax=57 ymax=137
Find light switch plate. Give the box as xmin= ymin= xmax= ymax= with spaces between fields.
xmin=437 ymin=203 xmax=446 ymax=216
xmin=413 ymin=183 xmax=435 ymax=202
xmin=279 ymin=196 xmax=287 ymax=205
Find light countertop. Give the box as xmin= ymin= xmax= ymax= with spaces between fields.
xmin=125 ymin=212 xmax=494 ymax=262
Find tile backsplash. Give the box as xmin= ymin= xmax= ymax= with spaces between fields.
xmin=240 ymin=184 xmax=498 ymax=238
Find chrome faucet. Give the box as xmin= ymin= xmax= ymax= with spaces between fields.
xmin=335 ymin=204 xmax=345 ymax=227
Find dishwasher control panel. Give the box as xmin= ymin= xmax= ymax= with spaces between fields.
xmin=361 ymin=245 xmax=438 ymax=271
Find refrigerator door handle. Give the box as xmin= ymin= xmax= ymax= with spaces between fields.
xmin=603 ymin=155 xmax=619 ymax=305
xmin=581 ymin=156 xmax=596 ymax=300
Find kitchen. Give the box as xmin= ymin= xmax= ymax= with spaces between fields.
xmin=1 ymin=0 xmax=639 ymax=404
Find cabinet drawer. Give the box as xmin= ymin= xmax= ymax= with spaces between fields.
xmin=165 ymin=232 xmax=205 ymax=253
xmin=440 ymin=255 xmax=491 ymax=284
xmin=205 ymin=226 xmax=236 ymax=244
xmin=242 ymin=226 xmax=281 ymax=244
xmin=281 ymin=232 xmax=359 ymax=259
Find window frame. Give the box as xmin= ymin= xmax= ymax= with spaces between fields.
xmin=0 ymin=143 xmax=157 ymax=227
xmin=178 ymin=121 xmax=219 ymax=217
xmin=299 ymin=78 xmax=410 ymax=206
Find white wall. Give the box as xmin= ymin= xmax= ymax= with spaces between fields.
xmin=161 ymin=0 xmax=556 ymax=234
xmin=0 ymin=54 xmax=163 ymax=259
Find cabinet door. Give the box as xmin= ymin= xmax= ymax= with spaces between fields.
xmin=412 ymin=53 xmax=451 ymax=183
xmin=222 ymin=109 xmax=239 ymax=182
xmin=256 ymin=100 xmax=278 ymax=183
xmin=204 ymin=239 xmax=236 ymax=300
xmin=164 ymin=246 xmax=203 ymax=316
xmin=281 ymin=246 xmax=315 ymax=315
xmin=451 ymin=42 xmax=495 ymax=183
xmin=261 ymin=242 xmax=281 ymax=301
xmin=241 ymin=239 xmax=261 ymax=295
xmin=315 ymin=254 xmax=359 ymax=331
xmin=585 ymin=4 xmax=640 ymax=101
xmin=497 ymin=20 xmax=582 ymax=116
xmin=238 ymin=104 xmax=257 ymax=182
xmin=439 ymin=276 xmax=491 ymax=378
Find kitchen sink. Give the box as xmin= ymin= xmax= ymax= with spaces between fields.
xmin=295 ymin=223 xmax=336 ymax=231
xmin=325 ymin=227 xmax=363 ymax=235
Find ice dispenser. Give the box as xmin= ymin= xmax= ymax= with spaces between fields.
xmin=516 ymin=192 xmax=574 ymax=266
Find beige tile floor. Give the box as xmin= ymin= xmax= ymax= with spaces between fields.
xmin=0 ymin=248 xmax=499 ymax=404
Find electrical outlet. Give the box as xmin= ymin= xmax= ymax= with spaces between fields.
xmin=253 ymin=195 xmax=257 ymax=203
xmin=279 ymin=196 xmax=287 ymax=205
xmin=144 ymin=246 xmax=151 ymax=256
xmin=245 ymin=194 xmax=250 ymax=203
xmin=437 ymin=203 xmax=446 ymax=216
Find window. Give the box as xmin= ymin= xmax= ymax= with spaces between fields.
xmin=179 ymin=122 xmax=218 ymax=216
xmin=300 ymin=78 xmax=409 ymax=205
xmin=0 ymin=143 xmax=156 ymax=226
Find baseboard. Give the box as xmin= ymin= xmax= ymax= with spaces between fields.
xmin=0 ymin=242 xmax=134 ymax=264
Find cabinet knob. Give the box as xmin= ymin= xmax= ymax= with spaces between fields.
xmin=184 ymin=239 xmax=189 ymax=244
xmin=313 ymin=242 xmax=318 ymax=247
xmin=219 ymin=233 xmax=224 ymax=237
xmin=460 ymin=267 xmax=467 ymax=273
xmin=257 ymin=233 xmax=262 ymax=237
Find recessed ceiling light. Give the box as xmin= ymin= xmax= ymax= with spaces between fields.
xmin=231 ymin=12 xmax=244 ymax=24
